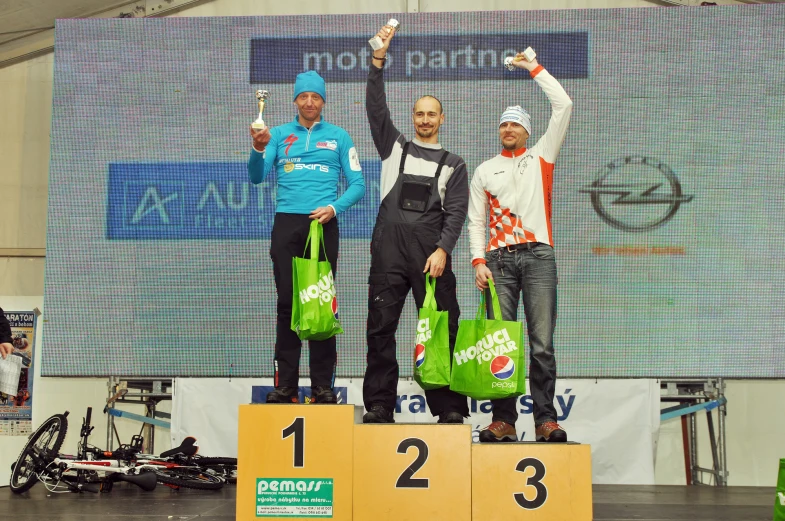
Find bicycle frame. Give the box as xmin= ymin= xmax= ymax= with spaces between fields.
xmin=54 ymin=456 xmax=201 ymax=473
xmin=43 ymin=457 xmax=159 ymax=492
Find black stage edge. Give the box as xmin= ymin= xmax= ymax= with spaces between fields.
xmin=0 ymin=483 xmax=776 ymax=520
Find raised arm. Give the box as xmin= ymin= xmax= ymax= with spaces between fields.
xmin=509 ymin=52 xmax=573 ymax=163
xmin=366 ymin=24 xmax=403 ymax=160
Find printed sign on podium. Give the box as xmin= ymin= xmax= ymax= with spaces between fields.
xmin=237 ymin=405 xmax=354 ymax=520
xmin=354 ymin=424 xmax=472 ymax=521
xmin=472 ymin=443 xmax=593 ymax=520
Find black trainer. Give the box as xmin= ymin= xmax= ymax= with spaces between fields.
xmin=362 ymin=404 xmax=394 ymax=423
xmin=310 ymin=386 xmax=338 ymax=404
xmin=437 ymin=411 xmax=465 ymax=424
xmin=266 ymin=387 xmax=299 ymax=404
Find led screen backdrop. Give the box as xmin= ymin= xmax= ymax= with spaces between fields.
xmin=43 ymin=6 xmax=785 ymax=377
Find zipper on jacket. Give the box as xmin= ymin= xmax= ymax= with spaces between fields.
xmin=305 ymin=121 xmax=320 ymax=151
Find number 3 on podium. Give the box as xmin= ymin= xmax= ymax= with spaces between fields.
xmin=514 ymin=457 xmax=548 ymax=509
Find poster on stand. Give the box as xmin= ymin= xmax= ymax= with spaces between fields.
xmin=0 ymin=310 xmax=36 ymax=437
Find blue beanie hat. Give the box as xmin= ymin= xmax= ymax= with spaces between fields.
xmin=293 ymin=70 xmax=326 ymax=101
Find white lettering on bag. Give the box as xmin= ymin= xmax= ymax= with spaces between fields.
xmin=299 ymin=272 xmax=336 ymax=305
xmin=453 ymin=328 xmax=517 ymax=366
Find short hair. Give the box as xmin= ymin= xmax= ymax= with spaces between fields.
xmin=413 ymin=95 xmax=443 ymax=114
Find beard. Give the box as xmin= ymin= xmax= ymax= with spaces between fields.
xmin=416 ymin=126 xmax=437 ymax=139
xmin=501 ymin=134 xmax=524 ymax=151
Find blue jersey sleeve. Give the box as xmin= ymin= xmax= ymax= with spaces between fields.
xmin=331 ymin=131 xmax=365 ymax=215
xmin=248 ymin=128 xmax=279 ymax=184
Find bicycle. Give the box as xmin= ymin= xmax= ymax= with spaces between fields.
xmin=135 ymin=436 xmax=237 ymax=487
xmin=110 ymin=434 xmax=230 ymax=490
xmin=9 ymin=408 xmax=157 ymax=493
xmin=10 ymin=408 xmax=234 ymax=493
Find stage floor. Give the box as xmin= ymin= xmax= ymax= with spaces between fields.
xmin=0 ymin=484 xmax=776 ymax=520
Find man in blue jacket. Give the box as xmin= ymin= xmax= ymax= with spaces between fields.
xmin=248 ymin=70 xmax=365 ymax=404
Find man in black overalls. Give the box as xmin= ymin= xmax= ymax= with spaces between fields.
xmin=362 ymin=24 xmax=469 ymax=423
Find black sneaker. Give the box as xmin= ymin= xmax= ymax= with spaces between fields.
xmin=310 ymin=386 xmax=337 ymax=404
xmin=437 ymin=411 xmax=465 ymax=424
xmin=362 ymin=404 xmax=394 ymax=423
xmin=266 ymin=387 xmax=299 ymax=404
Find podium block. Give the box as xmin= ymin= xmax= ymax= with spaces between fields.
xmin=353 ymin=424 xmax=472 ymax=521
xmin=472 ymin=443 xmax=592 ymax=520
xmin=237 ymin=405 xmax=354 ymax=520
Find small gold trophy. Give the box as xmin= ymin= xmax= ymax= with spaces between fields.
xmin=252 ymin=90 xmax=270 ymax=130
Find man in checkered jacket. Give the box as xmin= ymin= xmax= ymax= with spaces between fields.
xmin=468 ymin=50 xmax=573 ymax=443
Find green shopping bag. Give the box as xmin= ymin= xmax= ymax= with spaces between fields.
xmin=291 ymin=220 xmax=343 ymax=341
xmin=449 ymin=279 xmax=526 ymax=400
xmin=774 ymin=459 xmax=785 ymax=521
xmin=413 ymin=274 xmax=451 ymax=391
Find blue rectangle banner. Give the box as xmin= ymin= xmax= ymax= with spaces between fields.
xmin=250 ymin=32 xmax=589 ymax=83
xmin=106 ymin=162 xmax=381 ymax=240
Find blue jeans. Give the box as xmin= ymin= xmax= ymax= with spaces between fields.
xmin=484 ymin=242 xmax=558 ymax=426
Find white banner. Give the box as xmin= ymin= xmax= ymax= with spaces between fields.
xmin=172 ymin=378 xmax=659 ymax=485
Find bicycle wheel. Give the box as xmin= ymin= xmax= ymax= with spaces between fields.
xmin=9 ymin=413 xmax=69 ymax=493
xmin=154 ymin=467 xmax=224 ymax=490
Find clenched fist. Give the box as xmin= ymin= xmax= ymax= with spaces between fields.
xmin=250 ymin=126 xmax=271 ymax=152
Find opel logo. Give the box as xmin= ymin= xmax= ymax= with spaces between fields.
xmin=580 ymin=156 xmax=693 ymax=232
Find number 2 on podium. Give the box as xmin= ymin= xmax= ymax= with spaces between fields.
xmin=282 ymin=417 xmax=305 ymax=468
xmin=396 ymin=438 xmax=429 ymax=489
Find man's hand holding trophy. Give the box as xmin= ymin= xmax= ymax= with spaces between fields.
xmin=503 ymin=46 xmax=539 ymax=72
xmin=369 ymin=18 xmax=400 ymax=63
xmin=250 ymin=89 xmax=271 ymax=152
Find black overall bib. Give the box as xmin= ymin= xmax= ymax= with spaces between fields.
xmin=363 ymin=143 xmax=468 ymax=417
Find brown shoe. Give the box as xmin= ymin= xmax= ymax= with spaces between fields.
xmin=478 ymin=421 xmax=517 ymax=442
xmin=535 ymin=422 xmax=567 ymax=442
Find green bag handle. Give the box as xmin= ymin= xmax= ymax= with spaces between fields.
xmin=476 ymin=279 xmax=503 ymax=320
xmin=423 ymin=273 xmax=438 ymax=311
xmin=303 ymin=219 xmax=329 ymax=261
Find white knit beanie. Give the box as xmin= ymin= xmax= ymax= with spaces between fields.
xmin=499 ymin=105 xmax=532 ymax=135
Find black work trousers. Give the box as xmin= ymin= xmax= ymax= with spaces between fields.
xmin=363 ymin=223 xmax=469 ymax=417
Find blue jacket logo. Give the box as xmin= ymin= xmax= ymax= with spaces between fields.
xmin=283 ymin=134 xmax=298 ymax=155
